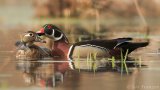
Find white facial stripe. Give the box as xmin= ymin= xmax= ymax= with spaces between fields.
xmin=51 ymin=29 xmax=55 ymax=36
xmin=44 ymin=24 xmax=48 ymax=28
xmin=54 ymin=34 xmax=63 ymax=41
xmin=51 ymin=29 xmax=63 ymax=41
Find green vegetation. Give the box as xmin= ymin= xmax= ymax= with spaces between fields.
xmin=74 ymin=49 xmax=137 ymax=75
xmin=92 ymin=53 xmax=97 ymax=75
xmin=108 ymin=56 xmax=115 ymax=69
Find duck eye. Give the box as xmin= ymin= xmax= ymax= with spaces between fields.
xmin=29 ymin=33 xmax=34 ymax=37
xmin=45 ymin=28 xmax=53 ymax=35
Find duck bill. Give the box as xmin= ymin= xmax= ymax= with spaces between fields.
xmin=35 ymin=36 xmax=46 ymax=43
xmin=36 ymin=28 xmax=45 ymax=36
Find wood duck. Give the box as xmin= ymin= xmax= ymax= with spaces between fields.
xmin=15 ymin=31 xmax=52 ymax=59
xmin=16 ymin=31 xmax=65 ymax=87
xmin=37 ymin=24 xmax=149 ymax=71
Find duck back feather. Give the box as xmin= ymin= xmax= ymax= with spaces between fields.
xmin=117 ymin=41 xmax=149 ymax=54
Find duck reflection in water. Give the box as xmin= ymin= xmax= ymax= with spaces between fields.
xmin=16 ymin=60 xmax=63 ymax=87
xmin=15 ymin=31 xmax=62 ymax=87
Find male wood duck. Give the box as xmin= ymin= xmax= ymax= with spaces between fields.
xmin=37 ymin=24 xmax=149 ymax=71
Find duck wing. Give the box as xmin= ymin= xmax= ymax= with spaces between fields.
xmin=117 ymin=41 xmax=149 ymax=54
xmin=112 ymin=37 xmax=132 ymax=44
xmin=74 ymin=37 xmax=133 ymax=50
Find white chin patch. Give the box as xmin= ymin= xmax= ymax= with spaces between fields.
xmin=54 ymin=34 xmax=63 ymax=41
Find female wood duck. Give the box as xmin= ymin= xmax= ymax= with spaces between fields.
xmin=15 ymin=31 xmax=60 ymax=87
xmin=37 ymin=24 xmax=149 ymax=71
xmin=15 ymin=31 xmax=52 ymax=59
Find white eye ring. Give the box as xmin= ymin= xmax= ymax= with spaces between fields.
xmin=25 ymin=33 xmax=32 ymax=37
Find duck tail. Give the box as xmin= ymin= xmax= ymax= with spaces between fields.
xmin=120 ymin=42 xmax=149 ymax=54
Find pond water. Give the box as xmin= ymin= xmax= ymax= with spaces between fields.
xmin=0 ymin=31 xmax=160 ymax=90
xmin=0 ymin=0 xmax=160 ymax=90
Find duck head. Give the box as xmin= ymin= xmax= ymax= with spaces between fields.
xmin=37 ymin=24 xmax=69 ymax=43
xmin=37 ymin=24 xmax=70 ymax=75
xmin=15 ymin=31 xmax=49 ymax=59
xmin=21 ymin=31 xmax=46 ymax=47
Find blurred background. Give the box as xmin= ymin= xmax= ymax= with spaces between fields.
xmin=0 ymin=0 xmax=160 ymax=50
xmin=1 ymin=0 xmax=160 ymax=90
